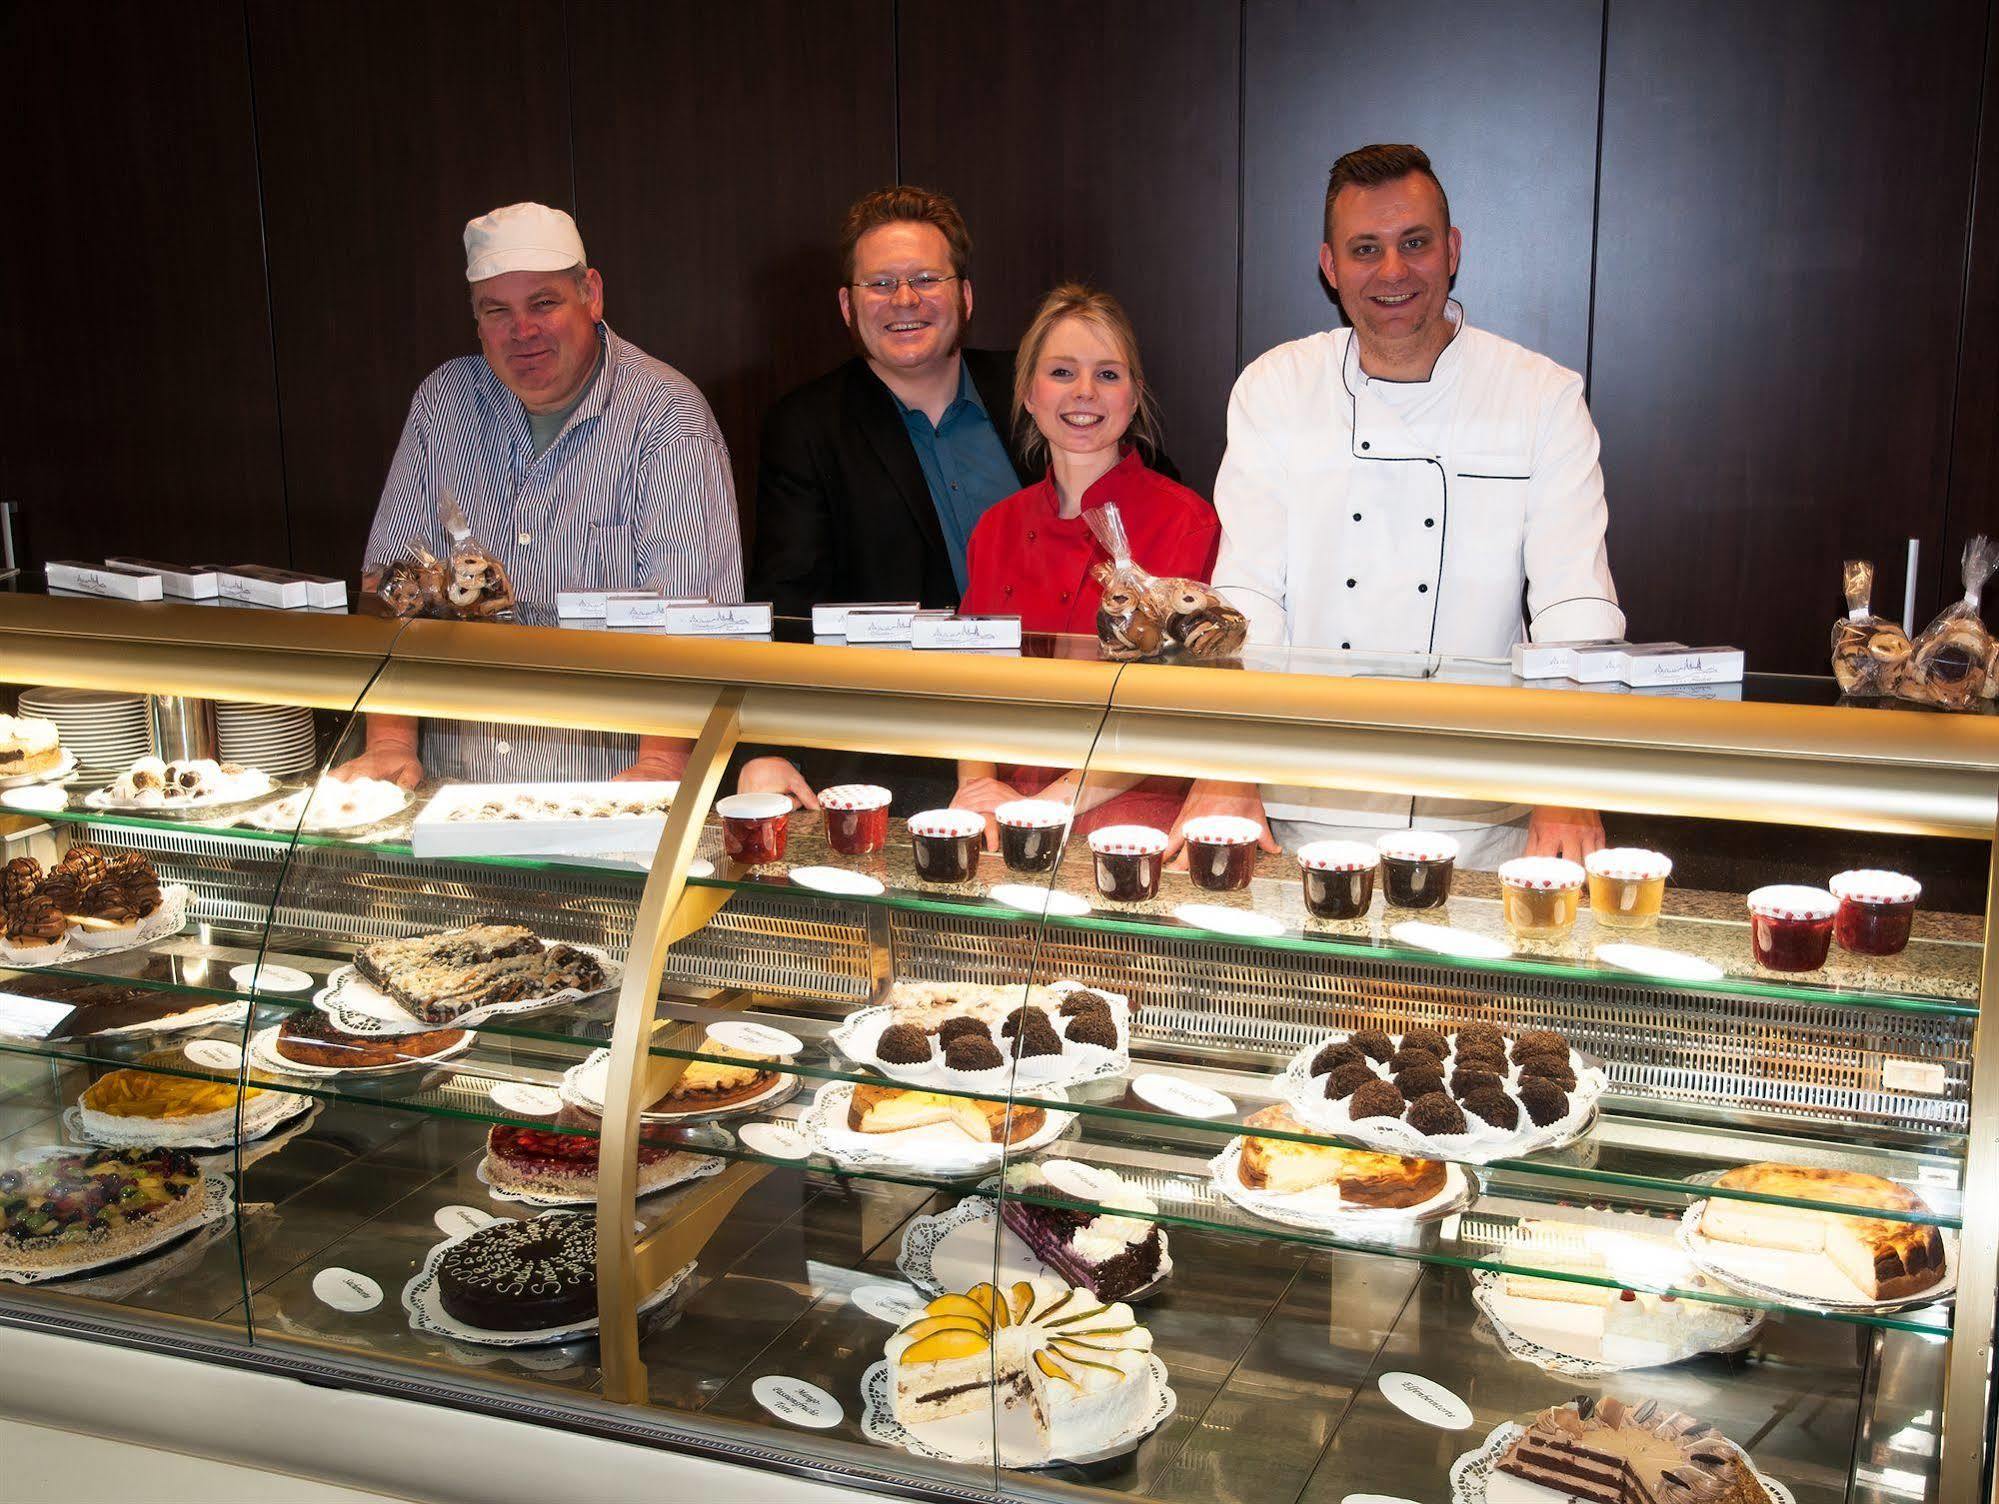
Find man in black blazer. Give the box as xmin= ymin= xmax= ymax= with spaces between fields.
xmin=750 ymin=186 xmax=1029 ymax=616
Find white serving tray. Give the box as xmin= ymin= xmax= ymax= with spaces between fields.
xmin=410 ymin=780 xmax=680 ymax=859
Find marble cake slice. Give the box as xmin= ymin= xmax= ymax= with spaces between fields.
xmin=354 ymin=924 xmax=545 ymax=1016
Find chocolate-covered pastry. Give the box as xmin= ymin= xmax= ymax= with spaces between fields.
xmin=943 ymin=1033 xmax=1004 ymax=1071
xmin=1351 ymin=1029 xmax=1395 ymax=1063
xmin=1451 ymin=1045 xmax=1508 ymax=1075
xmin=4 ymin=894 xmax=66 ymax=945
xmin=1515 ymin=1028 xmax=1569 ymax=1059
xmin=1462 ymin=1088 xmax=1519 ymax=1130
xmin=1517 ymin=1077 xmax=1569 ymax=1127
xmin=1312 ymin=1040 xmax=1365 ymax=1076
xmin=1451 ymin=1022 xmax=1506 ymax=1054
xmin=1063 ymin=1010 xmax=1118 ymax=1049
xmin=1518 ymin=1054 xmax=1577 ymax=1090
xmin=1449 ymin=1068 xmax=1503 ymax=1101
xmin=57 ymin=844 xmax=108 ymax=887
xmin=1325 ymin=1061 xmax=1376 ymax=1100
xmin=935 ymin=1015 xmax=990 ymax=1046
xmin=1404 ymin=1091 xmax=1467 ymax=1135
xmin=1392 ymin=1064 xmax=1445 ymax=1100
xmin=1349 ymin=1079 xmax=1406 ymax=1120
xmin=3 ymin=857 xmax=41 ymax=911
xmin=1401 ymin=1027 xmax=1448 ymax=1058
xmin=1057 ymin=989 xmax=1115 ymax=1020
xmin=1004 ymin=1009 xmax=1062 ymax=1057
xmin=876 ymin=1023 xmax=933 ymax=1065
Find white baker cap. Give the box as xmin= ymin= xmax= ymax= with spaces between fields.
xmin=463 ymin=202 xmax=586 ymax=282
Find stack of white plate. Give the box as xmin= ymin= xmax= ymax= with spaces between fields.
xmin=214 ymin=702 xmax=319 ymax=776
xmin=15 ymin=687 xmax=151 ymax=774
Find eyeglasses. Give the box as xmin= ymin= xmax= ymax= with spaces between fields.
xmin=851 ymin=273 xmax=961 ymax=298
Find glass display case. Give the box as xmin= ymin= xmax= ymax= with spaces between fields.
xmin=0 ymin=591 xmax=1990 ymax=1504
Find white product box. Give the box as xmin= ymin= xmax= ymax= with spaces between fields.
xmin=286 ymin=570 xmax=347 ymax=608
xmin=1617 ymin=644 xmax=1745 ymax=686
xmin=105 ymin=558 xmax=221 ymax=599
xmin=656 ymin=602 xmax=774 ymax=636
xmin=812 ymin=601 xmax=920 ymax=635
xmin=911 ymin=614 xmax=1023 ymax=651
xmin=601 ymin=593 xmax=707 ymax=628
xmin=216 ymin=566 xmax=310 ymax=609
xmin=1572 ymin=640 xmax=1682 ymax=683
xmin=410 ymin=780 xmax=680 ymax=860
xmin=841 ymin=607 xmax=923 ymax=642
xmin=1510 ymin=638 xmax=1625 ymax=680
xmin=556 ymin=591 xmax=609 ymax=619
xmin=46 ymin=561 xmax=164 ymax=601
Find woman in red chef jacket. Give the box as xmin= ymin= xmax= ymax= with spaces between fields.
xmin=954 ymin=285 xmax=1217 ymax=846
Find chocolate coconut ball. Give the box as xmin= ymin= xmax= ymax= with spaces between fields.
xmin=1312 ymin=1040 xmax=1365 ymax=1076
xmin=1400 ymin=1027 xmax=1448 ymax=1058
xmin=1462 ymin=1088 xmax=1520 ymax=1130
xmin=1393 ymin=1064 xmax=1446 ymax=1101
xmin=1451 ymin=1044 xmax=1508 ymax=1073
xmin=944 ymin=1033 xmax=1004 ymax=1071
xmin=1405 ymin=1091 xmax=1467 ymax=1135
xmin=1449 ymin=1068 xmax=1503 ymax=1101
xmin=1326 ymin=1061 xmax=1377 ymax=1100
xmin=936 ymin=1015 xmax=991 ymax=1046
xmin=1516 ymin=1028 xmax=1569 ymax=1060
xmin=1517 ymin=1077 xmax=1569 ymax=1127
xmin=1390 ymin=1047 xmax=1443 ymax=1074
xmin=1063 ymin=1009 xmax=1118 ymax=1049
xmin=1452 ymin=1022 xmax=1506 ymax=1054
xmin=999 ymin=1006 xmax=1041 ymax=1040
xmin=876 ymin=1023 xmax=933 ymax=1065
xmin=1351 ymin=1029 xmax=1395 ymax=1064
xmin=1007 ymin=1010 xmax=1063 ymax=1057
xmin=1518 ymin=1054 xmax=1577 ymax=1090
xmin=1058 ymin=990 xmax=1115 ymax=1020
xmin=1348 ymin=1079 xmax=1406 ymax=1120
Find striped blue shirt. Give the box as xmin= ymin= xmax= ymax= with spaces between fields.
xmin=364 ymin=323 xmax=743 ymax=782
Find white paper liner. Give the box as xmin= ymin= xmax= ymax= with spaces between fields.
xmin=1207 ymin=1138 xmax=1473 ymax=1230
xmin=474 ymin=1149 xmax=726 ymax=1207
xmin=559 ymin=1046 xmax=803 ymax=1123
xmin=1448 ymin=1420 xmax=1794 ymax=1504
xmin=1468 ymin=1269 xmax=1761 ymax=1376
xmin=0 ymin=884 xmax=190 ymax=968
xmin=895 ymin=1188 xmax=1173 ymax=1303
xmin=85 ymin=766 xmax=275 ymax=812
xmin=1280 ymin=1032 xmax=1607 ymax=1165
xmin=401 ymin=1219 xmax=694 ymax=1347
xmin=0 ymin=750 xmax=77 ymax=790
xmin=82 ymin=1000 xmax=252 ymax=1039
xmin=0 ymin=1173 xmax=233 ymax=1284
xmin=313 ymin=943 xmax=621 ymax=1036
xmin=800 ymin=1079 xmax=1074 ymax=1177
xmin=65 ymin=1085 xmax=312 ymax=1150
xmin=1677 ymin=1194 xmax=1958 ymax=1314
xmin=830 ymin=979 xmax=1131 ymax=1092
xmin=247 ymin=1023 xmax=475 ymax=1078
xmin=858 ymin=1353 xmax=1177 ymax=1469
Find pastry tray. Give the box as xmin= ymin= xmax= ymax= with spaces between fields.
xmin=409 ymin=780 xmax=680 ymax=860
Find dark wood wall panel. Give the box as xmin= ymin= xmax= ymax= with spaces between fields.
xmin=1242 ymin=0 xmax=1602 ymax=382
xmin=247 ymin=0 xmax=573 ymax=576
xmin=1591 ymin=0 xmax=1985 ymax=672
xmin=898 ymin=1 xmax=1241 ymax=497
xmin=1943 ymin=12 xmax=1999 ymax=616
xmin=0 ymin=1 xmax=287 ymax=567
xmin=569 ymin=1 xmax=896 ymax=552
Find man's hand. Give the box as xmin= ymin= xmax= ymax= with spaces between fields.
xmin=1166 ymin=780 xmax=1280 ymax=869
xmin=1526 ymin=805 xmax=1605 ymax=861
xmin=328 ymin=746 xmax=424 ymax=790
xmin=614 ymin=735 xmax=691 ymax=784
xmin=953 ymin=774 xmax=1026 ymax=853
xmin=738 ymin=756 xmax=820 ymax=810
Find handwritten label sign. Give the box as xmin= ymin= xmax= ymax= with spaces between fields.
xmin=489 ymin=1082 xmax=564 ymax=1116
xmin=707 ymin=1021 xmax=804 ymax=1057
xmin=1133 ymin=1073 xmax=1236 ymax=1120
xmin=738 ymin=1123 xmax=811 ymax=1161
xmin=312 ymin=1267 xmax=384 ymax=1312
xmin=851 ymin=1283 xmax=930 ymax=1324
xmin=185 ymin=1039 xmax=244 ymax=1072
xmin=1376 ymin=1372 xmax=1473 ymax=1430
xmin=434 ymin=1205 xmax=499 ymax=1237
xmin=751 ymin=1375 xmax=843 ymax=1429
xmin=228 ymin=962 xmax=313 ymax=993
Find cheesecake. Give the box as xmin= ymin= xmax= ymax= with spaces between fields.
xmin=1237 ymin=1105 xmax=1446 ymax=1207
xmin=1698 ymin=1163 xmax=1945 ymax=1302
xmin=847 ymin=1083 xmax=1045 ymax=1144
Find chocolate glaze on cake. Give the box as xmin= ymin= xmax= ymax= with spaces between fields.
xmin=436 ymin=1213 xmax=598 ymax=1332
xmin=276 ymin=1009 xmax=466 ymax=1069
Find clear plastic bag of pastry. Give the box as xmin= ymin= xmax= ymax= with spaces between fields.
xmin=1828 ymin=559 xmax=1911 ymax=697
xmin=1083 ymin=503 xmax=1245 ymax=661
xmin=435 ymin=491 xmax=517 ymax=621
xmin=1901 ymin=533 xmax=1998 ymax=710
xmin=370 ymin=547 xmax=445 ymax=619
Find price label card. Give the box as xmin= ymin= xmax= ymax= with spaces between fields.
xmin=228 ymin=963 xmax=314 ymax=993
xmin=707 ymin=1021 xmax=804 ymax=1057
xmin=312 ymin=1267 xmax=384 ymax=1313
xmin=738 ymin=1123 xmax=811 ymax=1161
xmin=1376 ymin=1372 xmax=1473 ymax=1430
xmin=434 ymin=1205 xmax=498 ymax=1237
xmin=1132 ymin=1073 xmax=1236 ymax=1120
xmin=490 ymin=1082 xmax=564 ymax=1116
xmin=1882 ymin=1059 xmax=1948 ymax=1096
xmin=752 ymin=1375 xmax=843 ymax=1429
xmin=911 ymin=614 xmax=1022 ymax=651
xmin=850 ymin=1283 xmax=930 ymax=1324
xmin=185 ymin=1039 xmax=244 ymax=1071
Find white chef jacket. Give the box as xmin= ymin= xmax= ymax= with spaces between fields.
xmin=1213 ymin=303 xmax=1623 ymax=839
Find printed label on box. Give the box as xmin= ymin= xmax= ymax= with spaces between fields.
xmin=911 ymin=615 xmax=1023 ymax=651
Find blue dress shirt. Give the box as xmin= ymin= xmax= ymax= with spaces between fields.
xmin=892 ymin=361 xmax=1020 ymax=593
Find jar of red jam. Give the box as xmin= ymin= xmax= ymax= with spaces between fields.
xmin=1375 ymin=830 xmax=1459 ymax=909
xmin=908 ymin=808 xmax=984 ymax=883
xmin=1180 ymin=815 xmax=1261 ymax=892
xmin=994 ymin=799 xmax=1071 ymax=874
xmin=715 ymin=792 xmax=790 ymax=866
xmin=1828 ymin=869 xmax=1921 ymax=957
xmin=1746 ymin=885 xmax=1837 ymax=972
xmin=1296 ymin=839 xmax=1378 ymax=920
xmin=818 ymin=784 xmax=892 ymax=856
xmin=1087 ymin=824 xmax=1169 ymax=903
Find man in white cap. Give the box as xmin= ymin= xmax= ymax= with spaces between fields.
xmin=342 ymin=202 xmax=743 ymax=786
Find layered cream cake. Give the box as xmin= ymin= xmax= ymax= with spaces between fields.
xmin=0 ymin=716 xmax=62 ymax=778
xmin=1492 ymin=1395 xmax=1766 ymax=1504
xmin=1697 ymin=1163 xmax=1945 ymax=1301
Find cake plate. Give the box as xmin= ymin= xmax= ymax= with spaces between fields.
xmin=895 ymin=1186 xmax=1173 ymax=1304
xmin=0 ymin=750 xmax=77 ymax=790
xmin=1467 ymin=1268 xmax=1761 ymax=1377
xmin=798 ymin=1079 xmax=1076 ymax=1179
xmin=474 ymin=1148 xmax=726 ymax=1208
xmin=84 ymin=766 xmax=275 ymax=812
xmin=559 ymin=1045 xmax=803 ymax=1124
xmin=830 ymin=980 xmax=1132 ymax=1094
xmin=1207 ymin=1137 xmax=1477 ymax=1233
xmin=247 ymin=1022 xmax=476 ymax=1078
xmin=1447 ymin=1420 xmax=1794 ymax=1504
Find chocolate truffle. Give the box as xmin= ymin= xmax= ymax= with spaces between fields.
xmin=1516 ymin=1028 xmax=1569 ymax=1059
xmin=1063 ymin=1010 xmax=1118 ymax=1049
xmin=1007 ymin=1010 xmax=1063 ymax=1057
xmin=1448 ymin=1068 xmax=1503 ymax=1101
xmin=1325 ymin=1061 xmax=1377 ymax=1100
xmin=876 ymin=1023 xmax=932 ymax=1064
xmin=1462 ymin=1088 xmax=1519 ymax=1130
xmin=1517 ymin=1077 xmax=1569 ymax=1127
xmin=1452 ymin=1022 xmax=1506 ymax=1053
xmin=944 ymin=1033 xmax=1004 ymax=1071
xmin=999 ymin=1006 xmax=1041 ymax=1039
xmin=1390 ymin=1047 xmax=1443 ymax=1074
xmin=936 ymin=1015 xmax=990 ymax=1046
xmin=1518 ymin=1055 xmax=1577 ymax=1090
xmin=1312 ymin=1040 xmax=1365 ymax=1076
xmin=1351 ymin=1029 xmax=1395 ymax=1064
xmin=1393 ymin=1065 xmax=1446 ymax=1100
xmin=1405 ymin=1091 xmax=1467 ymax=1135
xmin=1451 ymin=1045 xmax=1507 ymax=1073
xmin=1058 ymin=990 xmax=1115 ymax=1019
xmin=1400 ymin=1027 xmax=1448 ymax=1058
xmin=1348 ymin=1079 xmax=1406 ymax=1120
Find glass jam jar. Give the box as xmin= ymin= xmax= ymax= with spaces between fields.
xmin=908 ymin=809 xmax=984 ymax=883
xmin=715 ymin=792 xmax=790 ymax=865
xmin=1296 ymin=839 xmax=1378 ymax=920
xmin=1498 ymin=856 xmax=1587 ymax=940
xmin=818 ymin=784 xmax=892 ymax=856
xmin=1375 ymin=830 xmax=1459 ymax=909
xmin=1584 ymin=847 xmax=1672 ymax=929
xmin=1180 ymin=815 xmax=1261 ymax=892
xmin=994 ymin=799 xmax=1072 ymax=875
xmin=1087 ymin=824 xmax=1169 ymax=903
xmin=1828 ymin=869 xmax=1921 ymax=956
xmin=1746 ymin=885 xmax=1837 ymax=971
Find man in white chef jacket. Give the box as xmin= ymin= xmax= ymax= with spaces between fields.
xmin=1200 ymin=144 xmax=1624 ymax=868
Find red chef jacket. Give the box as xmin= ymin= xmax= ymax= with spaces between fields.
xmin=960 ymin=448 xmax=1220 ymax=835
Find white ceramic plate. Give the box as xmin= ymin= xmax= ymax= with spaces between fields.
xmin=247 ymin=1023 xmax=476 ymax=1078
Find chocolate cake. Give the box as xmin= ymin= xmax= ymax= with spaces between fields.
xmin=1453 ymin=1022 xmax=1506 ymax=1053
xmin=436 ymin=1212 xmax=599 ymax=1332
xmin=999 ymin=1162 xmax=1167 ymax=1301
xmin=1056 ymin=988 xmax=1116 ymax=1019
xmin=0 ymin=976 xmax=191 ymax=1038
xmin=275 ymin=1009 xmax=466 ymax=1069
xmin=1515 ymin=1028 xmax=1570 ymax=1059
xmin=1494 ymin=1395 xmax=1765 ymax=1504
xmin=1389 ymin=1047 xmax=1442 ymax=1073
